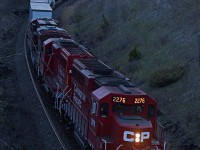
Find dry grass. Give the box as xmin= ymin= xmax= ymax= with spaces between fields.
xmin=0 ymin=87 xmax=6 ymax=123
xmin=59 ymin=0 xmax=88 ymax=36
xmin=59 ymin=0 xmax=200 ymax=148
xmin=0 ymin=86 xmax=4 ymax=96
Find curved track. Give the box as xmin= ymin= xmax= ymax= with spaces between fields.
xmin=23 ymin=1 xmax=80 ymax=150
xmin=24 ymin=26 xmax=68 ymax=150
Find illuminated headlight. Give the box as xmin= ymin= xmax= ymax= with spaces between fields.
xmin=135 ymin=133 xmax=140 ymax=142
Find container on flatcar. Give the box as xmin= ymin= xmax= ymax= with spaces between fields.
xmin=30 ymin=0 xmax=55 ymax=8
xmin=29 ymin=2 xmax=52 ymax=21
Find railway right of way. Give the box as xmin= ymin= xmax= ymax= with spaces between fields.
xmin=14 ymin=0 xmax=81 ymax=150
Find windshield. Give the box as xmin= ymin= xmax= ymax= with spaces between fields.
xmin=112 ymin=104 xmax=144 ymax=115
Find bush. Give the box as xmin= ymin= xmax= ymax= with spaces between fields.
xmin=149 ymin=63 xmax=185 ymax=87
xmin=101 ymin=14 xmax=109 ymax=33
xmin=128 ymin=45 xmax=141 ymax=61
xmin=74 ymin=14 xmax=83 ymax=23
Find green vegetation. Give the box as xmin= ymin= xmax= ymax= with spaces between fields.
xmin=101 ymin=14 xmax=109 ymax=33
xmin=73 ymin=14 xmax=83 ymax=23
xmin=149 ymin=63 xmax=185 ymax=87
xmin=128 ymin=45 xmax=141 ymax=61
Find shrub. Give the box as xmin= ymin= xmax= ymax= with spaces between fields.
xmin=74 ymin=14 xmax=83 ymax=23
xmin=149 ymin=63 xmax=185 ymax=87
xmin=101 ymin=14 xmax=109 ymax=33
xmin=128 ymin=45 xmax=141 ymax=61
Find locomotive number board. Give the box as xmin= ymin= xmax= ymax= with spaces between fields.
xmin=112 ymin=97 xmax=146 ymax=104
xmin=134 ymin=98 xmax=145 ymax=104
xmin=112 ymin=97 xmax=126 ymax=103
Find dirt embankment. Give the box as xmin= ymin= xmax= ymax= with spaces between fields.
xmin=0 ymin=1 xmax=65 ymax=149
xmin=59 ymin=0 xmax=200 ymax=149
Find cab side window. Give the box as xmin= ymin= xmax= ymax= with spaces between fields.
xmin=46 ymin=48 xmax=52 ymax=55
xmin=100 ymin=103 xmax=109 ymax=118
xmin=147 ymin=105 xmax=155 ymax=118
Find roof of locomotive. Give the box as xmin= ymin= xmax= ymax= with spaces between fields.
xmin=74 ymin=58 xmax=135 ymax=87
xmin=37 ymin=26 xmax=65 ymax=32
xmin=93 ymin=86 xmax=146 ymax=98
xmin=36 ymin=26 xmax=71 ymax=38
xmin=36 ymin=19 xmax=58 ymax=26
xmin=92 ymin=85 xmax=157 ymax=105
xmin=30 ymin=0 xmax=49 ymax=3
xmin=53 ymin=39 xmax=89 ymax=55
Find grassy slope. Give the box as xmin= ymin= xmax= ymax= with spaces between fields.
xmin=59 ymin=0 xmax=200 ymax=148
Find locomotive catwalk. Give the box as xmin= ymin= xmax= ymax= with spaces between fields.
xmin=26 ymin=1 xmax=166 ymax=150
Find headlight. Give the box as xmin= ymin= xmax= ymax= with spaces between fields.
xmin=135 ymin=133 xmax=140 ymax=142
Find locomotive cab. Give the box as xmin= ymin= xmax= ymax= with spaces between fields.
xmin=91 ymin=86 xmax=158 ymax=149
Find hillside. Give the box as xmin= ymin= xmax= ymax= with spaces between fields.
xmin=59 ymin=0 xmax=200 ymax=149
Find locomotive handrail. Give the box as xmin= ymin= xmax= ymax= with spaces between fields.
xmin=155 ymin=121 xmax=166 ymax=150
xmin=164 ymin=141 xmax=166 ymax=150
xmin=29 ymin=31 xmax=55 ymax=76
xmin=116 ymin=144 xmax=124 ymax=150
xmin=98 ymin=121 xmax=107 ymax=150
xmin=42 ymin=61 xmax=55 ymax=76
xmin=101 ymin=138 xmax=107 ymax=150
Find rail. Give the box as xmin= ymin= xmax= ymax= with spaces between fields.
xmin=24 ymin=22 xmax=68 ymax=150
xmin=0 ymin=138 xmax=15 ymax=150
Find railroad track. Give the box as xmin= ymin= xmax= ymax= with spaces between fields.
xmin=23 ymin=1 xmax=81 ymax=150
xmin=24 ymin=23 xmax=69 ymax=150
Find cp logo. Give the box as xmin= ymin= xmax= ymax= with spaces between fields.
xmin=123 ymin=131 xmax=150 ymax=142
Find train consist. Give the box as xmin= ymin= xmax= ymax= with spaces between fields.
xmin=27 ymin=1 xmax=166 ymax=150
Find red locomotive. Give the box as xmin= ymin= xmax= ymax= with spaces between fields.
xmin=27 ymin=17 xmax=166 ymax=150
xmin=27 ymin=18 xmax=71 ymax=66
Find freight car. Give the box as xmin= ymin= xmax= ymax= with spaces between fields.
xmin=27 ymin=18 xmax=71 ymax=67
xmin=31 ymin=0 xmax=55 ymax=8
xmin=29 ymin=2 xmax=53 ymax=21
xmin=28 ymin=4 xmax=166 ymax=150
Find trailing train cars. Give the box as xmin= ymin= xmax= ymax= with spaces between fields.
xmin=27 ymin=2 xmax=166 ymax=150
xmin=27 ymin=18 xmax=71 ymax=66
xmin=29 ymin=2 xmax=53 ymax=21
xmin=31 ymin=0 xmax=55 ymax=8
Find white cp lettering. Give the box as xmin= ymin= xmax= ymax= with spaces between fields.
xmin=123 ymin=131 xmax=150 ymax=142
xmin=123 ymin=131 xmax=134 ymax=142
xmin=141 ymin=132 xmax=150 ymax=142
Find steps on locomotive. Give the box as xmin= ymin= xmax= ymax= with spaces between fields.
xmin=44 ymin=75 xmax=61 ymax=93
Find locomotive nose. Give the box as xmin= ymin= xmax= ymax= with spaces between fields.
xmin=112 ymin=115 xmax=153 ymax=149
